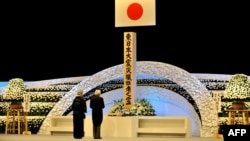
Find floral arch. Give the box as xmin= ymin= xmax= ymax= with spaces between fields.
xmin=39 ymin=61 xmax=217 ymax=137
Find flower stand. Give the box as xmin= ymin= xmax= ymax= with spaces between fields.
xmin=5 ymin=109 xmax=25 ymax=134
xmin=227 ymin=109 xmax=250 ymax=125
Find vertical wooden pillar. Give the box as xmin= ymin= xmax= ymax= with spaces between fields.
xmin=5 ymin=110 xmax=10 ymax=134
xmin=228 ymin=111 xmax=235 ymax=125
xmin=242 ymin=111 xmax=249 ymax=125
xmin=123 ymin=32 xmax=136 ymax=110
xmin=17 ymin=110 xmax=20 ymax=134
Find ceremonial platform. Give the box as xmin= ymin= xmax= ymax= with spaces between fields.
xmin=1 ymin=134 xmax=223 ymax=141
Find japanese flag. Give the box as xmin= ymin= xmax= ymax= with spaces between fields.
xmin=115 ymin=0 xmax=156 ymax=27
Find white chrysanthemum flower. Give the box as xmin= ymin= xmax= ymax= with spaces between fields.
xmin=223 ymin=74 xmax=250 ymax=101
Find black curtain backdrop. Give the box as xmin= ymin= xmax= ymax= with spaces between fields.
xmin=1 ymin=1 xmax=249 ymax=81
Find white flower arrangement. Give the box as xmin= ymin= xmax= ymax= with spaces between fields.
xmin=2 ymin=78 xmax=26 ymax=102
xmin=110 ymin=98 xmax=155 ymax=116
xmin=223 ymin=74 xmax=250 ymax=102
xmin=29 ymin=92 xmax=65 ymax=102
xmin=29 ymin=102 xmax=56 ymax=116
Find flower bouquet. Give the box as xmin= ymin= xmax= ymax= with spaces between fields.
xmin=109 ymin=98 xmax=155 ymax=116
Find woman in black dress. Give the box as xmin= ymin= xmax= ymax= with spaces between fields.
xmin=72 ymin=89 xmax=87 ymax=139
xmin=90 ymin=89 xmax=105 ymax=139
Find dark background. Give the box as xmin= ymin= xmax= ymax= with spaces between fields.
xmin=1 ymin=1 xmax=249 ymax=81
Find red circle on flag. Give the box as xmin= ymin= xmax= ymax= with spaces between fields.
xmin=127 ymin=3 xmax=143 ymax=20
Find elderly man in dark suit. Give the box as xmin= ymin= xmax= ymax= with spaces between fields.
xmin=90 ymin=89 xmax=105 ymax=139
